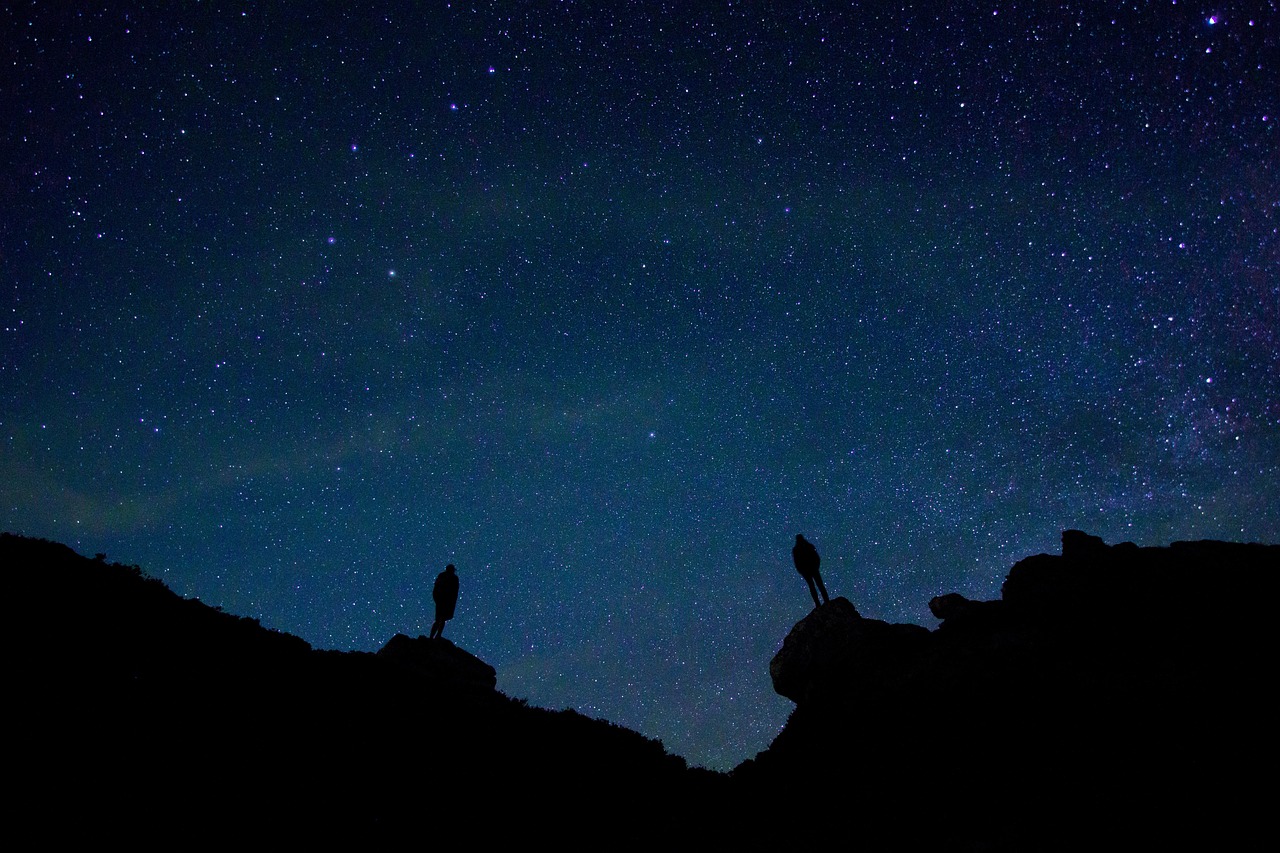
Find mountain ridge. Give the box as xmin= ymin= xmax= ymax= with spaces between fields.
xmin=741 ymin=530 xmax=1278 ymax=848
xmin=5 ymin=532 xmax=716 ymax=843
xmin=6 ymin=529 xmax=1277 ymax=847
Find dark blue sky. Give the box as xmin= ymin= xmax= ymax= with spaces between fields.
xmin=4 ymin=1 xmax=1277 ymax=770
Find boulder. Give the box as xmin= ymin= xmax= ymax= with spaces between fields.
xmin=1062 ymin=529 xmax=1108 ymax=560
xmin=928 ymin=592 xmax=973 ymax=621
xmin=769 ymin=598 xmax=931 ymax=704
xmin=376 ymin=633 xmax=497 ymax=691
xmin=770 ymin=598 xmax=861 ymax=703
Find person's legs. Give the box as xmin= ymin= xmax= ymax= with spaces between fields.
xmin=814 ymin=572 xmax=830 ymax=604
xmin=805 ymin=576 xmax=822 ymax=608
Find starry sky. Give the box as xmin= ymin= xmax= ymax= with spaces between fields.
xmin=4 ymin=1 xmax=1277 ymax=770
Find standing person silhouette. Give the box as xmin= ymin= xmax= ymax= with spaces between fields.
xmin=429 ymin=563 xmax=459 ymax=640
xmin=792 ymin=534 xmax=830 ymax=609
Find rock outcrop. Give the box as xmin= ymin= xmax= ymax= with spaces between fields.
xmin=769 ymin=529 xmax=1279 ymax=711
xmin=376 ymin=632 xmax=498 ymax=691
xmin=747 ymin=530 xmax=1280 ymax=849
xmin=769 ymin=597 xmax=929 ymax=705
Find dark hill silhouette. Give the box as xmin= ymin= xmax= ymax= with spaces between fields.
xmin=4 ymin=533 xmax=718 ymax=844
xmin=7 ymin=530 xmax=1277 ymax=847
xmin=742 ymin=530 xmax=1279 ymax=849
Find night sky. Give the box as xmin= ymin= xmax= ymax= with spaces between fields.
xmin=4 ymin=2 xmax=1277 ymax=770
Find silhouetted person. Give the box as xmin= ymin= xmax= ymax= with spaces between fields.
xmin=429 ymin=563 xmax=459 ymax=639
xmin=792 ymin=534 xmax=829 ymax=609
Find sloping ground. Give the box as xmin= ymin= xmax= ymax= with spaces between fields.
xmin=4 ymin=533 xmax=718 ymax=843
xmin=743 ymin=531 xmax=1279 ymax=850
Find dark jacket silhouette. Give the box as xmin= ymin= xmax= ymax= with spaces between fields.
xmin=792 ymin=534 xmax=830 ymax=608
xmin=429 ymin=564 xmax=459 ymax=639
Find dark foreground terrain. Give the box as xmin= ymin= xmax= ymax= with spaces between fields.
xmin=6 ymin=530 xmax=1276 ymax=847
xmin=750 ymin=530 xmax=1278 ymax=849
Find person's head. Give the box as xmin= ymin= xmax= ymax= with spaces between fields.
xmin=446 ymin=563 xmax=456 ymax=574
xmin=795 ymin=534 xmax=805 ymax=543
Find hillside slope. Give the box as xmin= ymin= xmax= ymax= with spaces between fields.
xmin=4 ymin=533 xmax=715 ymax=842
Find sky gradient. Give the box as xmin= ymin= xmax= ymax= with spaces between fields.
xmin=4 ymin=1 xmax=1277 ymax=770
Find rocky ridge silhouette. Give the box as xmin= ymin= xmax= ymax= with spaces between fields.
xmin=746 ymin=529 xmax=1278 ymax=849
xmin=6 ymin=529 xmax=1276 ymax=847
